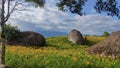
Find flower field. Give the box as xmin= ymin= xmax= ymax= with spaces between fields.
xmin=5 ymin=36 xmax=120 ymax=68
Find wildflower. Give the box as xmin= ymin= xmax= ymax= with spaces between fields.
xmin=102 ymin=58 xmax=105 ymax=61
xmin=72 ymin=57 xmax=77 ymax=61
xmin=47 ymin=60 xmax=49 ymax=63
xmin=86 ymin=61 xmax=90 ymax=65
xmin=111 ymin=62 xmax=115 ymax=64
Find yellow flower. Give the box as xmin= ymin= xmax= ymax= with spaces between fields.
xmin=72 ymin=57 xmax=77 ymax=61
xmin=111 ymin=62 xmax=115 ymax=64
xmin=46 ymin=60 xmax=49 ymax=63
xmin=102 ymin=58 xmax=105 ymax=61
xmin=86 ymin=61 xmax=90 ymax=65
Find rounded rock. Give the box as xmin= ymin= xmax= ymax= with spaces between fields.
xmin=68 ymin=29 xmax=84 ymax=45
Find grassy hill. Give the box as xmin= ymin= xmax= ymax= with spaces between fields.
xmin=5 ymin=36 xmax=120 ymax=68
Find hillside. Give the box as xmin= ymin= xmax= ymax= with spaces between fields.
xmin=5 ymin=36 xmax=120 ymax=68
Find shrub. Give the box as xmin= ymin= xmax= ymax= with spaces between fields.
xmin=4 ymin=24 xmax=21 ymax=41
xmin=102 ymin=32 xmax=110 ymax=37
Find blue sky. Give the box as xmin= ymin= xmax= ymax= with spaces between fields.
xmin=6 ymin=0 xmax=120 ymax=36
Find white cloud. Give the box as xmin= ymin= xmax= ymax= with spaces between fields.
xmin=6 ymin=0 xmax=120 ymax=36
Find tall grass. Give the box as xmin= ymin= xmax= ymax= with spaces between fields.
xmin=5 ymin=36 xmax=120 ymax=68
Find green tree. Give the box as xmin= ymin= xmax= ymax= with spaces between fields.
xmin=4 ymin=24 xmax=21 ymax=41
xmin=56 ymin=0 xmax=120 ymax=18
xmin=103 ymin=31 xmax=110 ymax=37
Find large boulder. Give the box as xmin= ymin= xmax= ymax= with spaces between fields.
xmin=87 ymin=30 xmax=120 ymax=58
xmin=7 ymin=31 xmax=46 ymax=46
xmin=68 ymin=29 xmax=85 ymax=45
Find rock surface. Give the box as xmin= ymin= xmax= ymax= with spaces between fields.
xmin=87 ymin=30 xmax=120 ymax=58
xmin=7 ymin=31 xmax=46 ymax=46
xmin=68 ymin=29 xmax=84 ymax=45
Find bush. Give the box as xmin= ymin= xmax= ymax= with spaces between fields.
xmin=102 ymin=32 xmax=110 ymax=37
xmin=4 ymin=24 xmax=21 ymax=41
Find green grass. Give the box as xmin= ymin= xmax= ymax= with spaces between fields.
xmin=5 ymin=36 xmax=120 ymax=68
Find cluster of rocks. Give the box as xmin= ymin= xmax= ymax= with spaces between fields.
xmin=68 ymin=29 xmax=120 ymax=58
xmin=6 ymin=29 xmax=120 ymax=58
xmin=6 ymin=29 xmax=86 ymax=46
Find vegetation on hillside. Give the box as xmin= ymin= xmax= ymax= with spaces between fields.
xmin=5 ymin=36 xmax=120 ymax=68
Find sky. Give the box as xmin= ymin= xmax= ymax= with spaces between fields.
xmin=6 ymin=0 xmax=120 ymax=37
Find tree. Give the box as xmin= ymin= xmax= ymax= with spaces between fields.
xmin=3 ymin=24 xmax=21 ymax=41
xmin=102 ymin=31 xmax=110 ymax=37
xmin=56 ymin=0 xmax=120 ymax=18
xmin=0 ymin=0 xmax=45 ymax=65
